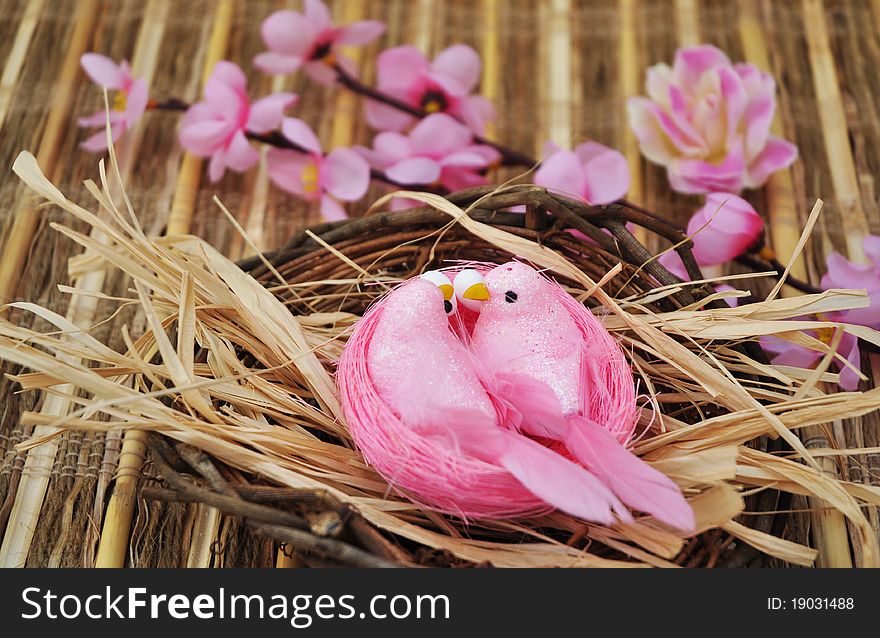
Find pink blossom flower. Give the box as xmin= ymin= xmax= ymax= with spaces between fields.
xmin=179 ymin=61 xmax=297 ymax=182
xmin=355 ymin=113 xmax=499 ymax=192
xmin=366 ymin=45 xmax=495 ymax=134
xmin=254 ymin=0 xmax=385 ymax=85
xmin=659 ymin=193 xmax=763 ymax=275
xmin=628 ymin=44 xmax=798 ymax=194
xmin=761 ymin=329 xmax=862 ymax=391
xmin=820 ymin=235 xmax=880 ymax=330
xmin=268 ymin=117 xmax=370 ymax=221
xmin=534 ymin=141 xmax=630 ymax=204
xmin=78 ymin=53 xmax=149 ymax=151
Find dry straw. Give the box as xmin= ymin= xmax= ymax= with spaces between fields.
xmin=4 ymin=148 xmax=880 ymax=567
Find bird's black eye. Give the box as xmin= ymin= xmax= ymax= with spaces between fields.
xmin=504 ymin=290 xmax=518 ymax=303
xmin=443 ymin=299 xmax=453 ymax=314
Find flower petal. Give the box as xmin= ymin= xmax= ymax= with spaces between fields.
xmin=208 ymin=150 xmax=226 ymax=182
xmin=408 ymin=113 xmax=472 ymax=155
xmin=365 ymin=98 xmax=415 ymax=132
xmin=837 ymin=332 xmax=862 ymax=391
xmin=304 ymin=0 xmax=332 ymax=31
xmin=303 ymin=59 xmax=338 ymax=86
xmin=80 ymin=53 xmax=125 ymax=89
xmin=261 ymin=10 xmax=315 ymax=57
xmin=575 ymin=141 xmax=631 ymax=204
xmin=372 ymin=131 xmax=412 ymax=161
xmin=669 ymin=147 xmax=746 ymax=194
xmin=208 ymin=61 xmax=247 ymax=93
xmin=247 ymin=92 xmax=298 ymax=133
xmin=671 ymin=44 xmax=731 ymax=93
xmin=821 ymin=252 xmax=880 ymax=291
xmin=658 ymin=250 xmax=690 ymax=280
xmin=439 ymin=166 xmax=489 ymax=191
xmin=338 ymin=20 xmax=385 ymax=45
xmin=281 ymin=117 xmax=322 ymax=154
xmin=686 ymin=193 xmax=763 ymax=264
xmin=768 ymin=341 xmax=822 ymax=369
xmin=322 ymin=147 xmax=370 ymax=201
xmin=431 ymin=44 xmax=481 ymax=93
xmin=222 ymin=130 xmax=260 ymax=173
xmin=645 ymin=63 xmax=673 ymax=107
xmin=438 ymin=150 xmax=493 ymax=168
xmin=627 ymin=97 xmax=675 ymax=165
xmin=254 ymin=52 xmax=304 ymax=75
xmin=124 ymin=77 xmax=149 ymax=126
xmin=864 ymin=235 xmax=880 ymax=270
xmin=320 ymin=194 xmax=349 ymax=221
xmin=179 ymin=118 xmax=231 ymax=156
xmin=267 ymin=148 xmax=316 ymax=199
xmin=838 ymin=289 xmax=880 ymax=330
xmin=385 ymin=157 xmax=442 ymax=184
xmin=376 ymin=46 xmax=429 ymax=90
xmin=534 ymin=149 xmax=588 ymax=199
xmin=80 ymin=124 xmax=123 ymax=152
xmin=744 ymin=135 xmax=797 ymax=189
xmin=455 ymin=95 xmax=495 ymax=135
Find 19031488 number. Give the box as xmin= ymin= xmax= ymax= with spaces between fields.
xmin=791 ymin=597 xmax=854 ymax=610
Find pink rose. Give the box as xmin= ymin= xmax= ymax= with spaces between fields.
xmin=628 ymin=44 xmax=798 ymax=194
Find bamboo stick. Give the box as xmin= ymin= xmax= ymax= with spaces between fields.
xmin=738 ymin=0 xmax=806 ymax=282
xmin=801 ymin=0 xmax=866 ymax=567
xmin=0 ymin=0 xmax=47 ymax=134
xmin=673 ymin=0 xmax=700 ymax=48
xmin=0 ymin=0 xmax=98 ymax=304
xmin=165 ymin=0 xmax=234 ymax=236
xmin=0 ymin=0 xmax=101 ymax=568
xmin=412 ymin=0 xmax=435 ymax=54
xmin=740 ymin=0 xmax=854 ymax=568
xmin=480 ymin=0 xmax=500 ymax=141
xmin=542 ymin=0 xmax=572 ymax=152
xmin=185 ymin=503 xmax=220 ymax=568
xmin=803 ymin=0 xmax=870 ymax=262
xmin=619 ymin=0 xmax=646 ymax=246
xmin=95 ymin=0 xmax=235 ymax=568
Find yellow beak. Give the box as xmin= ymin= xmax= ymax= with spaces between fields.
xmin=439 ymin=283 xmax=454 ymax=301
xmin=462 ymin=282 xmax=490 ymax=301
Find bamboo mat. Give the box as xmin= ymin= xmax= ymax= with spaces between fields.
xmin=0 ymin=0 xmax=878 ymax=567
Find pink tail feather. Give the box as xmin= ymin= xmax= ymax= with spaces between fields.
xmin=495 ymin=429 xmax=631 ymax=525
xmin=564 ymin=416 xmax=695 ymax=532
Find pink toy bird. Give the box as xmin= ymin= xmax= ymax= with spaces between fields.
xmin=460 ymin=262 xmax=695 ymax=532
xmin=345 ymin=272 xmax=629 ymax=523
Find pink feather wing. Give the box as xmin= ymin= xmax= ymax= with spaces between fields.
xmin=564 ymin=416 xmax=695 ymax=532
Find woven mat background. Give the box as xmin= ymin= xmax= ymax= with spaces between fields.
xmin=0 ymin=0 xmax=878 ymax=567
